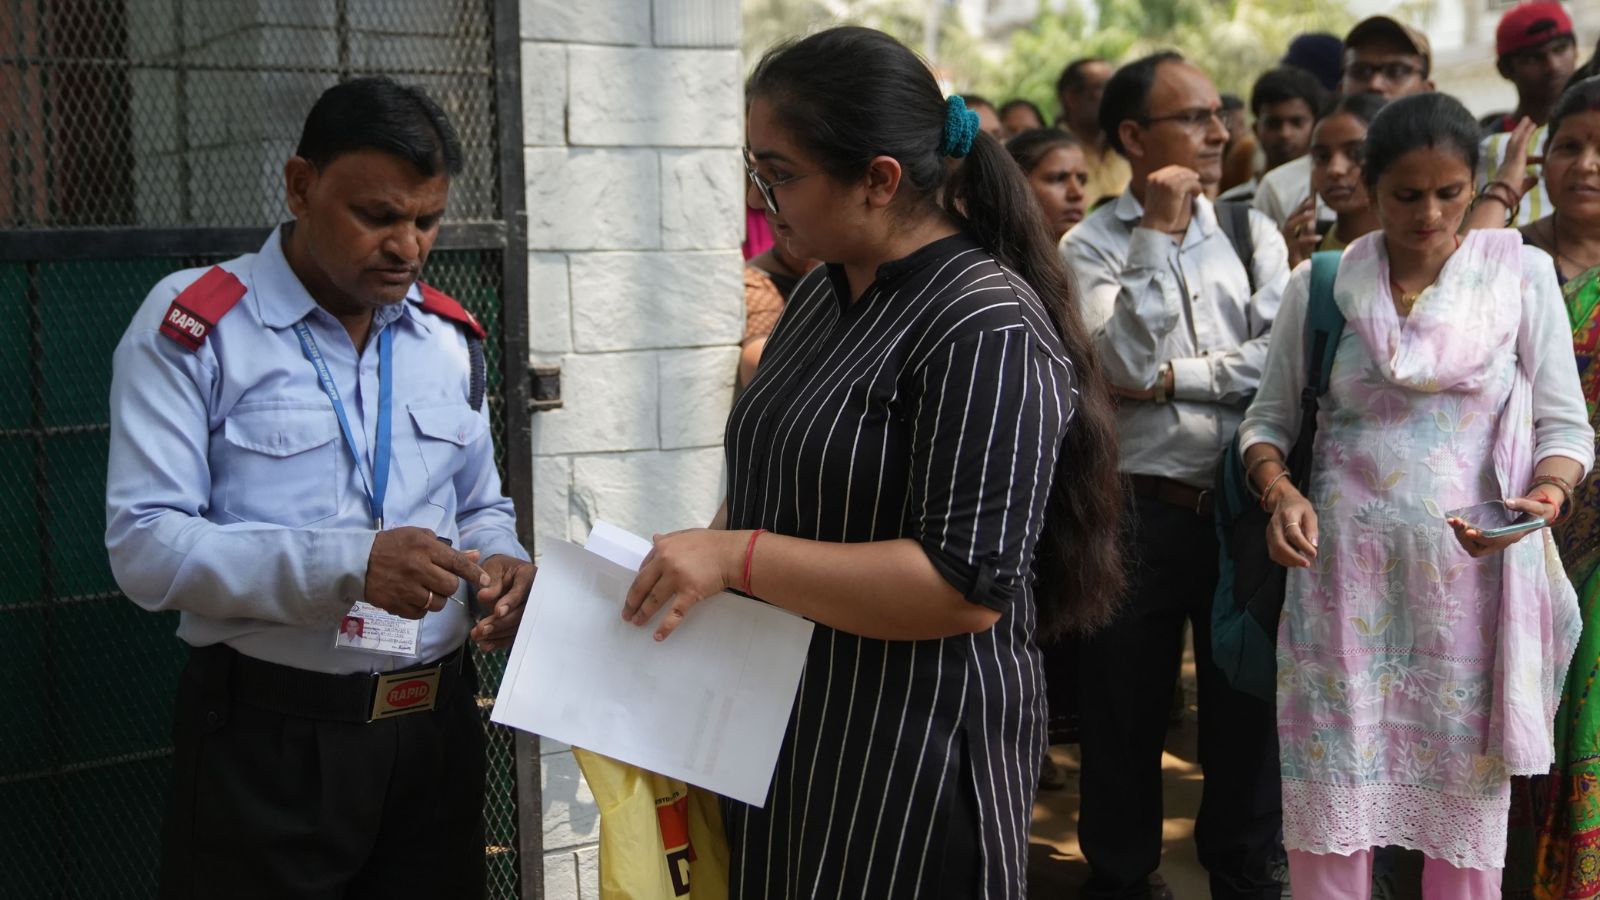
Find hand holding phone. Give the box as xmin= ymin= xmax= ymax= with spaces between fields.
xmin=1444 ymin=499 xmax=1546 ymax=539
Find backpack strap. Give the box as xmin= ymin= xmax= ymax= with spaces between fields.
xmin=417 ymin=282 xmax=488 ymax=412
xmin=1305 ymin=250 xmax=1345 ymax=397
xmin=1215 ymin=201 xmax=1257 ymax=295
xmin=159 ymin=266 xmax=247 ymax=351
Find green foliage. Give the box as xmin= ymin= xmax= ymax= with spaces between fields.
xmin=741 ymin=0 xmax=1353 ymax=122
xmin=985 ymin=0 xmax=1354 ymax=118
xmin=741 ymin=0 xmax=999 ymax=92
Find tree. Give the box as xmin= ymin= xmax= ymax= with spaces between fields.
xmin=986 ymin=0 xmax=1352 ymax=117
xmin=741 ymin=0 xmax=1353 ymax=119
xmin=742 ymin=0 xmax=999 ymax=92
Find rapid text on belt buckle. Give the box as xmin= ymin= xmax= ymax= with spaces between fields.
xmin=368 ymin=665 xmax=442 ymax=721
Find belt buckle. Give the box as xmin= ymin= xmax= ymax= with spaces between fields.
xmin=1194 ymin=489 xmax=1212 ymax=516
xmin=368 ymin=664 xmax=442 ymax=721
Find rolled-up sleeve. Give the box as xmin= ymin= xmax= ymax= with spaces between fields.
xmin=1064 ymin=225 xmax=1184 ymax=393
xmin=908 ymin=328 xmax=1073 ymax=611
xmin=1521 ymin=248 xmax=1596 ymax=472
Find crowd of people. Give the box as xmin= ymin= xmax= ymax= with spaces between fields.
xmin=731 ymin=3 xmax=1600 ymax=899
xmin=100 ymin=1 xmax=1600 ymax=898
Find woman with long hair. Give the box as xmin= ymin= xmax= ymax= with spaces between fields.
xmin=1239 ymin=92 xmax=1593 ymax=897
xmin=1006 ymin=127 xmax=1091 ymax=242
xmin=618 ymin=26 xmax=1123 ymax=898
xmin=1504 ymin=74 xmax=1600 ymax=900
xmin=1282 ymin=93 xmax=1387 ymax=268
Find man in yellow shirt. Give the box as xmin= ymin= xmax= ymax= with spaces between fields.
xmin=1057 ymin=57 xmax=1131 ymax=209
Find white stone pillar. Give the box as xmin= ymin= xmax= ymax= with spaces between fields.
xmin=519 ymin=1 xmax=743 ymax=896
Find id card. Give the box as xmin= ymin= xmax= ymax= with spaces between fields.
xmin=334 ymin=601 xmax=421 ymax=658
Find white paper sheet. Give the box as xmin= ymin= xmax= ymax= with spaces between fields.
xmin=491 ymin=523 xmax=814 ymax=807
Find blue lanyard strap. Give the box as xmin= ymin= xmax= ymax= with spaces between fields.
xmin=293 ymin=321 xmax=393 ymax=529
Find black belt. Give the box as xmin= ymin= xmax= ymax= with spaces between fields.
xmin=204 ymin=643 xmax=470 ymax=724
xmin=1129 ymin=474 xmax=1214 ymax=516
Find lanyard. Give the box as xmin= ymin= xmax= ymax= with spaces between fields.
xmin=293 ymin=321 xmax=392 ymax=529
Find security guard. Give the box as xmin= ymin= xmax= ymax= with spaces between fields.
xmin=105 ymin=77 xmax=534 ymax=899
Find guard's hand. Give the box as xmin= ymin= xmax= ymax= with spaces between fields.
xmin=470 ymin=554 xmax=537 ymax=651
xmin=1140 ymin=165 xmax=1204 ymax=234
xmin=1446 ymin=495 xmax=1557 ymax=558
xmin=364 ymin=527 xmax=490 ymax=619
xmin=1266 ymin=486 xmax=1318 ymax=568
xmin=622 ymin=529 xmax=746 ymax=641
xmin=1282 ymin=197 xmax=1320 ymax=269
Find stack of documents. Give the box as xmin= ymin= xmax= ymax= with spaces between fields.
xmin=491 ymin=522 xmax=814 ymax=807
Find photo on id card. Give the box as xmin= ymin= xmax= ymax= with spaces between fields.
xmin=335 ymin=601 xmax=421 ymax=657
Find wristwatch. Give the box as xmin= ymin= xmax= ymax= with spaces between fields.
xmin=1153 ymin=362 xmax=1172 ymax=404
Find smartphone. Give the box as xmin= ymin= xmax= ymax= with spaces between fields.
xmin=1444 ymin=500 xmax=1547 ymax=539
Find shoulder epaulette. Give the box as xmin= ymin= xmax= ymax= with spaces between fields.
xmin=417 ymin=281 xmax=488 ymax=411
xmin=418 ymin=282 xmax=486 ymax=339
xmin=159 ymin=266 xmax=247 ymax=351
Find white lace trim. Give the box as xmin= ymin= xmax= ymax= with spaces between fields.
xmin=1282 ymin=778 xmax=1509 ymax=870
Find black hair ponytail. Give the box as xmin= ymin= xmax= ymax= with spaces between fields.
xmin=749 ymin=26 xmax=1124 ymax=633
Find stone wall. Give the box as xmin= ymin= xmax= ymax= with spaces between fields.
xmin=520 ymin=1 xmax=744 ymax=897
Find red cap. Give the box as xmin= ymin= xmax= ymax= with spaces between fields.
xmin=1497 ymin=1 xmax=1573 ymax=57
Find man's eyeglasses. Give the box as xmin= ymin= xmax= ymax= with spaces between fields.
xmin=743 ymin=147 xmax=816 ymax=216
xmin=1141 ymin=107 xmax=1226 ymax=133
xmin=1345 ymin=61 xmax=1425 ymax=84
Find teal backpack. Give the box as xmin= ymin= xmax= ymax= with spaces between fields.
xmin=1211 ymin=250 xmax=1345 ymax=702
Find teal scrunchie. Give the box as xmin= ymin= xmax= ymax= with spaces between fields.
xmin=941 ymin=96 xmax=980 ymax=159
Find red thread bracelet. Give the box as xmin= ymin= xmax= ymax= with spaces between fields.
xmin=743 ymin=529 xmax=766 ymax=595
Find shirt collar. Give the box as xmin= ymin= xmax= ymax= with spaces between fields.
xmin=823 ymin=232 xmax=983 ymax=307
xmin=1111 ymin=188 xmax=1220 ymax=245
xmin=251 ymin=223 xmax=426 ymax=332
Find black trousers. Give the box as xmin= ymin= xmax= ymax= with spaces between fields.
xmin=158 ymin=646 xmax=487 ymax=900
xmin=1076 ymin=496 xmax=1282 ymax=900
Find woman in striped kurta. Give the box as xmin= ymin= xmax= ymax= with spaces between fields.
xmin=620 ymin=27 xmax=1123 ymax=899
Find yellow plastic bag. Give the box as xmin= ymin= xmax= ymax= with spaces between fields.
xmin=573 ymin=747 xmax=730 ymax=899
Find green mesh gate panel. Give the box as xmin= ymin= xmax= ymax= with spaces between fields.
xmin=1 ymin=1 xmax=535 ymax=897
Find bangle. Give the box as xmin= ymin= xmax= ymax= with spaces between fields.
xmin=1490 ymin=179 xmax=1523 ymax=201
xmin=1260 ymin=470 xmax=1292 ymax=512
xmin=742 ymin=529 xmax=766 ymax=595
xmin=1245 ymin=455 xmax=1283 ymax=497
xmin=1152 ymin=363 xmax=1171 ymax=404
xmin=1473 ymin=191 xmax=1510 ymax=210
xmin=1531 ymin=473 xmax=1575 ymax=497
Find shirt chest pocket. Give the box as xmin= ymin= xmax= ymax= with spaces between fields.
xmin=407 ymin=400 xmax=488 ymax=500
xmin=219 ymin=406 xmax=341 ymax=527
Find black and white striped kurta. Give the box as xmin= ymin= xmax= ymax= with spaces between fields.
xmin=723 ymin=234 xmax=1078 ymax=899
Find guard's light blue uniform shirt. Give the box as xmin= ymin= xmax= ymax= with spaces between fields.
xmin=106 ymin=226 xmax=526 ymax=674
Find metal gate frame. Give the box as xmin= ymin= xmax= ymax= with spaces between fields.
xmin=0 ymin=0 xmax=541 ymax=894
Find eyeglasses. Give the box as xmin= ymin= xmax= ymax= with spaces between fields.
xmin=1344 ymin=61 xmax=1425 ymax=84
xmin=1141 ymin=107 xmax=1226 ymax=132
xmin=743 ymin=147 xmax=816 ymax=216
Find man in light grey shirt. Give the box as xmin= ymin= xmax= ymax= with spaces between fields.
xmin=1060 ymin=51 xmax=1289 ymax=900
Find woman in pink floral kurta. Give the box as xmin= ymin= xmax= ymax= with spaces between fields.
xmin=1238 ymin=94 xmax=1594 ymax=898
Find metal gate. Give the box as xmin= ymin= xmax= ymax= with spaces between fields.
xmin=0 ymin=1 xmax=537 ymax=896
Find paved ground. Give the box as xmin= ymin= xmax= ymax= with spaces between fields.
xmin=1026 ymin=695 xmax=1211 ymax=897
xmin=1026 ymin=638 xmax=1427 ymax=899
